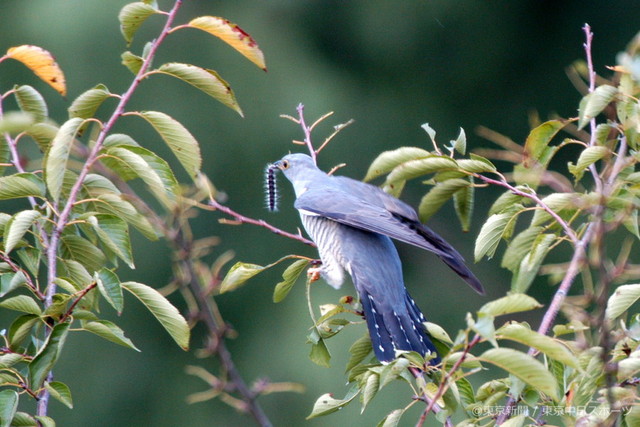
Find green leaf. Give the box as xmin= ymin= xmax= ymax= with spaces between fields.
xmin=456 ymin=158 xmax=496 ymax=174
xmin=155 ymin=63 xmax=243 ymax=116
xmin=118 ymin=2 xmax=159 ymax=45
xmin=523 ymin=120 xmax=566 ymax=167
xmin=364 ymin=147 xmax=430 ymax=181
xmin=24 ymin=122 xmax=58 ymax=152
xmin=91 ymin=192 xmax=157 ymax=241
xmin=138 ymin=111 xmax=202 ymax=178
xmin=476 ymin=348 xmax=559 ymax=401
xmin=568 ymin=146 xmax=610 ymax=181
xmin=45 ymin=381 xmax=73 ymax=409
xmin=421 ymin=123 xmax=437 ymax=145
xmin=29 ymin=323 xmax=70 ymax=389
xmin=101 ymin=145 xmax=178 ymax=203
xmin=480 ymin=293 xmax=542 ymax=317
xmin=45 ymin=117 xmax=84 ymax=202
xmin=578 ymin=85 xmax=618 ymax=129
xmin=0 ymin=273 xmax=27 ymax=299
xmin=8 ymin=314 xmax=39 ymax=348
xmin=496 ymin=323 xmax=579 ymax=369
xmin=474 ymin=212 xmax=512 ymax=262
xmin=501 ymin=226 xmax=544 ymax=272
xmin=453 ymin=127 xmax=466 ymax=155
xmin=10 ymin=412 xmax=37 ymax=427
xmin=95 ymin=268 xmax=123 ymax=314
xmin=511 ymin=233 xmax=556 ymax=294
xmin=59 ymin=234 xmax=106 ymax=273
xmin=185 ymin=16 xmax=266 ymax=71
xmin=530 ymin=193 xmax=579 ymax=227
xmin=606 ymin=284 xmax=640 ymax=320
xmin=82 ymin=320 xmax=139 ymax=351
xmin=453 ymin=176 xmax=474 ymax=231
xmin=0 ymin=295 xmax=42 ymax=315
xmin=376 ymin=408 xmax=405 ymax=427
xmin=500 ymin=414 xmax=527 ymax=427
xmin=273 ymin=259 xmax=309 ymax=303
xmin=306 ymin=385 xmax=359 ymax=419
xmin=122 ymin=281 xmax=190 ymax=350
xmin=418 ymin=178 xmax=471 ymax=224
xmin=0 ymin=173 xmax=45 ymax=200
xmin=386 ymin=156 xmax=458 ymax=184
xmin=14 ymin=85 xmax=47 ymax=122
xmin=345 ymin=334 xmax=372 ymax=373
xmin=489 ymin=188 xmax=529 ymax=216
xmin=308 ymin=329 xmax=331 ymax=367
xmin=0 ymin=389 xmax=18 ymax=427
xmin=360 ymin=372 xmax=379 ymax=413
xmin=220 ymin=262 xmax=266 ymax=294
xmin=4 ymin=210 xmax=40 ymax=254
xmin=0 ymin=112 xmax=35 ymax=135
xmin=68 ymin=84 xmax=111 ymax=119
xmin=86 ymin=214 xmax=134 ymax=269
xmin=121 ymin=51 xmax=143 ymax=75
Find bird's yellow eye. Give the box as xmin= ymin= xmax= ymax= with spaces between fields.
xmin=281 ymin=160 xmax=290 ymax=169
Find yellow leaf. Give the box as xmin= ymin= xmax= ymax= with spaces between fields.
xmin=5 ymin=45 xmax=67 ymax=96
xmin=186 ymin=16 xmax=266 ymax=71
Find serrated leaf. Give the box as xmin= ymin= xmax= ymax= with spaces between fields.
xmin=92 ymin=193 xmax=157 ymax=241
xmin=118 ymin=2 xmax=159 ymax=45
xmin=0 ymin=273 xmax=27 ymax=299
xmin=8 ymin=314 xmax=39 ymax=348
xmin=345 ymin=334 xmax=372 ymax=373
xmin=102 ymin=145 xmax=178 ymax=204
xmin=578 ymin=85 xmax=618 ymax=129
xmin=306 ymin=385 xmax=359 ymax=419
xmin=25 ymin=122 xmax=58 ymax=151
xmin=273 ymin=259 xmax=309 ymax=303
xmin=474 ymin=212 xmax=512 ymax=262
xmin=364 ymin=147 xmax=431 ymax=181
xmin=419 ymin=178 xmax=471 ymax=224
xmin=155 ymin=63 xmax=243 ymax=116
xmin=87 ymin=214 xmax=134 ymax=269
xmin=496 ymin=323 xmax=579 ymax=369
xmin=453 ymin=127 xmax=466 ymax=155
xmin=14 ymin=85 xmax=47 ymax=122
xmin=530 ymin=193 xmax=579 ymax=227
xmin=453 ymin=176 xmax=474 ymax=231
xmin=376 ymin=408 xmax=405 ymax=427
xmin=83 ymin=320 xmax=139 ymax=351
xmin=121 ymin=51 xmax=143 ymax=75
xmin=45 ymin=381 xmax=73 ymax=409
xmin=568 ymin=146 xmax=610 ymax=181
xmin=308 ymin=329 xmax=331 ymax=367
xmin=425 ymin=322 xmax=453 ymax=345
xmin=4 ymin=210 xmax=40 ymax=254
xmin=489 ymin=188 xmax=529 ymax=216
xmin=476 ymin=348 xmax=559 ymax=400
xmin=0 ymin=173 xmax=45 ymax=200
xmin=95 ymin=268 xmax=123 ymax=314
xmin=606 ymin=284 xmax=640 ymax=320
xmin=5 ymin=45 xmax=66 ymax=96
xmin=523 ymin=120 xmax=565 ymax=167
xmin=501 ymin=226 xmax=544 ymax=272
xmin=219 ymin=262 xmax=266 ymax=294
xmin=60 ymin=234 xmax=106 ymax=273
xmin=480 ymin=293 xmax=542 ymax=317
xmin=45 ymin=117 xmax=84 ymax=202
xmin=0 ymin=295 xmax=41 ymax=315
xmin=29 ymin=322 xmax=70 ymax=389
xmin=456 ymin=158 xmax=496 ymax=174
xmin=10 ymin=412 xmax=37 ymax=427
xmin=138 ymin=111 xmax=201 ymax=178
xmin=0 ymin=389 xmax=18 ymax=427
xmin=511 ymin=234 xmax=555 ymax=293
xmin=68 ymin=84 xmax=111 ymax=119
xmin=386 ymin=156 xmax=458 ymax=184
xmin=360 ymin=372 xmax=379 ymax=413
xmin=185 ymin=16 xmax=266 ymax=71
xmin=122 ymin=281 xmax=190 ymax=350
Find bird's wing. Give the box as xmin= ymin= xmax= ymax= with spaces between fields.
xmin=295 ymin=186 xmax=451 ymax=257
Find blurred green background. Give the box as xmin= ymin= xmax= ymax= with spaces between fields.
xmin=1 ymin=1 xmax=639 ymax=425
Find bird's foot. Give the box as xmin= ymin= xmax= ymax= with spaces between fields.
xmin=307 ymin=267 xmax=321 ymax=282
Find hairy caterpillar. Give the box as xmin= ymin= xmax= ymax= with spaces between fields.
xmin=265 ymin=164 xmax=279 ymax=212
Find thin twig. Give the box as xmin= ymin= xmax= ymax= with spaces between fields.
xmin=296 ymin=104 xmax=316 ymax=164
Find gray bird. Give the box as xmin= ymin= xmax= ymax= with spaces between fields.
xmin=271 ymin=153 xmax=483 ymax=363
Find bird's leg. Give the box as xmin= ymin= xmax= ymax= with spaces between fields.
xmin=307 ymin=259 xmax=322 ymax=282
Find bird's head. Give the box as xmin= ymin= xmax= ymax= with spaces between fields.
xmin=269 ymin=153 xmax=323 ymax=197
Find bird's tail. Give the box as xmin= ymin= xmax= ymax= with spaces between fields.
xmin=359 ymin=289 xmax=439 ymax=364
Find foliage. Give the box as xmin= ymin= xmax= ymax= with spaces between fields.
xmin=0 ymin=1 xmax=286 ymax=426
xmin=220 ymin=28 xmax=640 ymax=426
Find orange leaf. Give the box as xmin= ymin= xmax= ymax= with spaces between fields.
xmin=6 ymin=45 xmax=67 ymax=96
xmin=186 ymin=17 xmax=266 ymax=71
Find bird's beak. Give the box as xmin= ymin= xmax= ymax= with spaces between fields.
xmin=271 ymin=161 xmax=284 ymax=171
